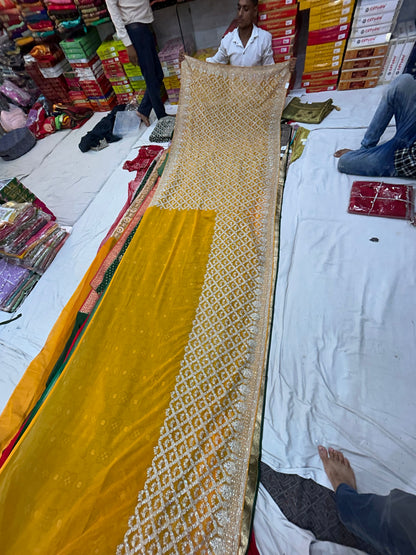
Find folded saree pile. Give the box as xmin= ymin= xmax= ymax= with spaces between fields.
xmin=0 ymin=58 xmax=289 ymax=553
xmin=0 ymin=177 xmax=70 ymax=311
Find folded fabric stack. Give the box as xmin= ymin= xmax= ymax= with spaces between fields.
xmin=44 ymin=0 xmax=82 ymax=37
xmin=158 ymin=37 xmax=194 ymax=104
xmin=15 ymin=0 xmax=56 ymax=40
xmin=61 ymin=28 xmax=116 ymax=111
xmin=0 ymin=0 xmax=27 ymax=40
xmin=74 ymin=0 xmax=109 ymax=27
xmin=0 ymin=39 xmax=39 ymax=109
xmin=0 ymin=177 xmax=70 ymax=312
xmin=0 ymin=258 xmax=39 ymax=312
xmin=24 ymin=43 xmax=71 ymax=103
xmin=97 ymin=38 xmax=135 ymax=104
xmin=63 ymin=68 xmax=90 ymax=107
xmin=97 ymin=38 xmax=150 ymax=105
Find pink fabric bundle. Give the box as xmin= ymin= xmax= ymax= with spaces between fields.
xmin=0 ymin=105 xmax=27 ymax=132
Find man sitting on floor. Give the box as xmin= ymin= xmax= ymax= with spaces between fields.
xmin=318 ymin=445 xmax=416 ymax=554
xmin=335 ymin=73 xmax=416 ymax=178
xmin=206 ymin=0 xmax=274 ymax=67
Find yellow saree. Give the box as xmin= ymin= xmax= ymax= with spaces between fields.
xmin=0 ymin=57 xmax=289 ymax=554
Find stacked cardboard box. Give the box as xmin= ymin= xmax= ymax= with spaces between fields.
xmin=158 ymin=37 xmax=194 ymax=105
xmin=257 ymin=0 xmax=299 ymax=68
xmin=61 ymin=29 xmax=116 ymax=111
xmin=97 ymin=39 xmax=147 ymax=105
xmin=338 ymin=0 xmax=402 ymax=90
xmin=24 ymin=45 xmax=71 ymax=104
xmin=300 ymin=0 xmax=356 ymax=92
xmin=378 ymin=19 xmax=416 ymax=84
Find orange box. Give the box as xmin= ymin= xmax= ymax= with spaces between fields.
xmin=344 ymin=44 xmax=389 ymax=59
xmin=258 ymin=5 xmax=298 ymax=21
xmin=337 ymin=77 xmax=378 ymax=90
xmin=340 ymin=67 xmax=382 ymax=80
xmin=258 ymin=0 xmax=297 ymax=9
xmin=305 ymin=84 xmax=337 ymax=92
xmin=302 ymin=69 xmax=339 ymax=79
xmin=301 ymin=75 xmax=339 ymax=87
xmin=341 ymin=56 xmax=386 ymax=69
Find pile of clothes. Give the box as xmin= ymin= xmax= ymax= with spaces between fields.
xmin=0 ymin=177 xmax=70 ymax=312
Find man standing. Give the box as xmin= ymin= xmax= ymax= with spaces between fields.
xmin=105 ymin=0 xmax=167 ymax=125
xmin=206 ymin=0 xmax=274 ymax=67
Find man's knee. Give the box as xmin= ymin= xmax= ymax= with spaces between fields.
xmin=386 ymin=73 xmax=415 ymax=103
xmin=337 ymin=152 xmax=355 ymax=174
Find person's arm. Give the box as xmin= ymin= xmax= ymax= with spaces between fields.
xmin=262 ymin=35 xmax=275 ymax=66
xmin=206 ymin=38 xmax=229 ymax=64
xmin=105 ymin=0 xmax=132 ymax=48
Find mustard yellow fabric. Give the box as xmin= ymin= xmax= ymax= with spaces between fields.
xmin=0 ymin=236 xmax=115 ymax=453
xmin=0 ymin=57 xmax=289 ymax=554
xmin=0 ymin=207 xmax=215 ymax=554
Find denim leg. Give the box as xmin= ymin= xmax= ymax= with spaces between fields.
xmin=126 ymin=23 xmax=166 ymax=120
xmin=338 ymin=140 xmax=397 ymax=177
xmin=362 ymin=74 xmax=416 ymax=149
xmin=336 ymin=484 xmax=392 ymax=554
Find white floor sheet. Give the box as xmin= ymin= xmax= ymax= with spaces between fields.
xmin=0 ymin=90 xmax=415 ymax=554
xmin=0 ymin=113 xmax=171 ymax=410
xmin=255 ymin=90 xmax=416 ymax=554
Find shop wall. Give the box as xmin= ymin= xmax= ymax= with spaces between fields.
xmin=153 ymin=0 xmax=236 ymax=51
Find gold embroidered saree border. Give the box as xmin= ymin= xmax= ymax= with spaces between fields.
xmin=239 ymin=135 xmax=288 ymax=554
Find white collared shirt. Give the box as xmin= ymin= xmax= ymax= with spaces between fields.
xmin=206 ymin=25 xmax=274 ymax=67
xmin=105 ymin=0 xmax=153 ymax=47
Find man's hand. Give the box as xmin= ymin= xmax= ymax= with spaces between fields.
xmin=127 ymin=45 xmax=138 ymax=66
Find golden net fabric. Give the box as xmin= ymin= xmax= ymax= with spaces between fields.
xmin=119 ymin=58 xmax=290 ymax=553
xmin=0 ymin=57 xmax=289 ymax=554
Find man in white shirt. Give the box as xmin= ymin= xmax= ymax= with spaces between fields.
xmin=206 ymin=0 xmax=274 ymax=67
xmin=105 ymin=0 xmax=167 ymax=125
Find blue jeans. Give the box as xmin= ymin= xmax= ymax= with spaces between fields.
xmin=338 ymin=74 xmax=416 ymax=177
xmin=126 ymin=23 xmax=166 ymax=120
xmin=336 ymin=483 xmax=416 ymax=555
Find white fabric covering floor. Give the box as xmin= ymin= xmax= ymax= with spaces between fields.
xmin=0 ymin=89 xmax=415 ymax=554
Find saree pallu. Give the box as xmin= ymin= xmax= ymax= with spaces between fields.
xmin=0 ymin=57 xmax=289 ymax=554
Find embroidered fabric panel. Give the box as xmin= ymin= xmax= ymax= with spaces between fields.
xmin=119 ymin=57 xmax=289 ymax=554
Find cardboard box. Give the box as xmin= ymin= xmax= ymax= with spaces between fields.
xmin=355 ymin=0 xmax=401 ymax=18
xmin=344 ymin=43 xmax=390 ymax=58
xmin=337 ymin=77 xmax=378 ymax=89
xmin=348 ymin=33 xmax=391 ymax=48
xmin=306 ymin=40 xmax=346 ymax=55
xmin=309 ymin=14 xmax=352 ymax=31
xmin=350 ymin=23 xmax=392 ymax=37
xmin=302 ymin=69 xmax=340 ymax=79
xmin=301 ymin=75 xmax=339 ymax=87
xmin=352 ymin=11 xmax=396 ymax=28
xmin=342 ymin=55 xmax=386 ymax=68
xmin=272 ymin=34 xmax=296 ymax=47
xmin=305 ymin=84 xmax=337 ymax=92
xmin=258 ymin=5 xmax=298 ymax=20
xmin=309 ymin=2 xmax=354 ymax=17
xmin=394 ymin=38 xmax=416 ymax=77
xmin=340 ymin=67 xmax=382 ymax=79
xmin=304 ymin=58 xmax=342 ymax=71
xmin=258 ymin=0 xmax=297 ymax=9
xmin=300 ymin=0 xmax=352 ymax=9
xmin=307 ymin=23 xmax=350 ymax=45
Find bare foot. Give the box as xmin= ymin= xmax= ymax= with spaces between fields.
xmin=318 ymin=445 xmax=357 ymax=491
xmin=334 ymin=148 xmax=352 ymax=158
xmin=136 ymin=111 xmax=150 ymax=127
